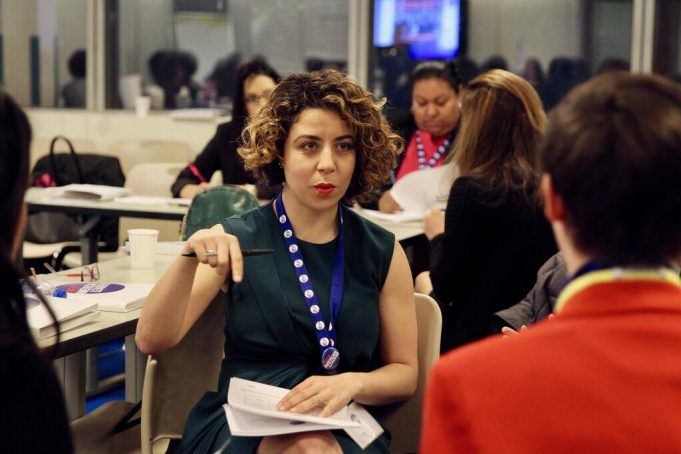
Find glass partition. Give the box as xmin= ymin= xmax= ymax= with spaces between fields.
xmin=109 ymin=0 xmax=348 ymax=110
xmin=370 ymin=0 xmax=634 ymax=112
xmin=0 ymin=0 xmax=87 ymax=107
xmin=653 ymin=0 xmax=681 ymax=80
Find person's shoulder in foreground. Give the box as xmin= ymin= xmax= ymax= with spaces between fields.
xmin=422 ymin=272 xmax=681 ymax=453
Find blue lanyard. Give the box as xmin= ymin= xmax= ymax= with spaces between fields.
xmin=275 ymin=193 xmax=344 ymax=371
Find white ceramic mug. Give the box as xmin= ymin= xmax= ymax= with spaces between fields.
xmin=135 ymin=95 xmax=151 ymax=117
xmin=128 ymin=229 xmax=159 ymax=268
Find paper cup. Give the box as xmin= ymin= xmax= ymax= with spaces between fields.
xmin=135 ymin=95 xmax=151 ymax=117
xmin=128 ymin=229 xmax=159 ymax=268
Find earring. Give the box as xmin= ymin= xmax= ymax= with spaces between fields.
xmin=278 ymin=159 xmax=284 ymax=168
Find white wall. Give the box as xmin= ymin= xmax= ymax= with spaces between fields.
xmin=1 ymin=0 xmax=36 ymax=105
xmin=118 ymin=0 xmax=175 ymax=81
xmin=26 ymin=108 xmax=221 ymax=162
xmin=56 ymin=0 xmax=87 ymax=96
xmin=467 ymin=0 xmax=583 ymax=72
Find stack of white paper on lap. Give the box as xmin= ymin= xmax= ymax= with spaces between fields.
xmin=45 ymin=184 xmax=131 ymax=201
xmin=224 ymin=377 xmax=383 ymax=449
xmin=25 ymin=293 xmax=100 ymax=340
xmin=53 ymin=282 xmax=154 ymax=312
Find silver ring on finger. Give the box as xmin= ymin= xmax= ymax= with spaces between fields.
xmin=206 ymin=249 xmax=217 ymax=255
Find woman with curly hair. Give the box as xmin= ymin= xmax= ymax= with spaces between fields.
xmin=137 ymin=70 xmax=417 ymax=453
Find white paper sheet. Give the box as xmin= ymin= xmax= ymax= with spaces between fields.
xmin=361 ymin=209 xmax=424 ymax=223
xmin=227 ymin=377 xmax=358 ymax=428
xmin=224 ymin=404 xmax=336 ymax=436
xmin=113 ymin=195 xmax=175 ymax=205
xmin=390 ymin=165 xmax=458 ymax=214
xmin=225 ymin=378 xmax=383 ymax=448
xmin=46 ymin=184 xmax=131 ymax=201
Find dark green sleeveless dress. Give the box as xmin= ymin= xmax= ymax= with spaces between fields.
xmin=180 ymin=203 xmax=395 ymax=453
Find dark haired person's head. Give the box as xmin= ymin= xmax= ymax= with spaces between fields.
xmin=231 ymin=57 xmax=281 ymax=128
xmin=0 ymin=92 xmax=31 ymax=261
xmin=454 ymin=69 xmax=546 ymax=203
xmin=542 ymin=72 xmax=681 ymax=266
xmin=0 ymin=90 xmax=38 ymax=336
xmin=68 ymin=50 xmax=86 ymax=79
xmin=239 ymin=69 xmax=403 ymax=203
xmin=410 ymin=60 xmax=463 ymax=138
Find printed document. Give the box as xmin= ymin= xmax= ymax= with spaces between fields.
xmin=390 ymin=164 xmax=458 ymax=214
xmin=225 ymin=378 xmax=384 ymax=448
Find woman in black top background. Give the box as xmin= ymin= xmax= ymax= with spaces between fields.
xmin=171 ymin=57 xmax=281 ymax=199
xmin=416 ymin=70 xmax=557 ymax=352
xmin=0 ymin=90 xmax=73 ymax=452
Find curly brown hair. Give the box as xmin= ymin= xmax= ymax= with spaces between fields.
xmin=239 ymin=69 xmax=404 ymax=203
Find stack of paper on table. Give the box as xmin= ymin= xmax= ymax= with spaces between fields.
xmin=25 ymin=293 xmax=100 ymax=340
xmin=52 ymin=282 xmax=154 ymax=312
xmin=224 ymin=378 xmax=383 ymax=449
xmin=45 ymin=184 xmax=131 ymax=201
xmin=361 ymin=209 xmax=424 ymax=223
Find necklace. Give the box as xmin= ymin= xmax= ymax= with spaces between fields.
xmin=415 ymin=130 xmax=451 ymax=169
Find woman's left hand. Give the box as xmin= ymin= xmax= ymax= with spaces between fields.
xmin=277 ymin=373 xmax=361 ymax=418
xmin=423 ymin=208 xmax=445 ymax=240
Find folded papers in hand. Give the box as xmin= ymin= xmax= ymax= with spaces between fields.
xmin=224 ymin=377 xmax=383 ymax=449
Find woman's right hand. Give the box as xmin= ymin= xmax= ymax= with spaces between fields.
xmin=423 ymin=208 xmax=445 ymax=240
xmin=182 ymin=224 xmax=244 ymax=282
xmin=179 ymin=182 xmax=213 ymax=199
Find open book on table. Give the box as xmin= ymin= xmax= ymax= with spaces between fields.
xmin=45 ymin=184 xmax=131 ymax=201
xmin=25 ymin=293 xmax=100 ymax=340
xmin=224 ymin=377 xmax=383 ymax=449
xmin=52 ymin=282 xmax=154 ymax=312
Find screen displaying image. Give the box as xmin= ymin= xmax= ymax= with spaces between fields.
xmin=373 ymin=0 xmax=462 ymax=60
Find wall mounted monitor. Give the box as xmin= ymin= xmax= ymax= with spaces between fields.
xmin=373 ymin=0 xmax=464 ymax=60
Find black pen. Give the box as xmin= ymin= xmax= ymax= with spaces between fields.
xmin=181 ymin=248 xmax=274 ymax=258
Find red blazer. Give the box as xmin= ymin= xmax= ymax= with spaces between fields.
xmin=421 ymin=272 xmax=681 ymax=454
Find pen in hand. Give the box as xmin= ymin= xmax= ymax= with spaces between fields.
xmin=181 ymin=248 xmax=274 ymax=258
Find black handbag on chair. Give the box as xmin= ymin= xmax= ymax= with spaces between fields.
xmin=25 ymin=136 xmax=125 ymax=247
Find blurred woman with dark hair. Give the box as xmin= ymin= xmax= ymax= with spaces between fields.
xmin=171 ymin=57 xmax=281 ymax=199
xmin=378 ymin=59 xmax=463 ymax=212
xmin=416 ymin=70 xmax=557 ymax=352
xmin=0 ymin=90 xmax=72 ymax=452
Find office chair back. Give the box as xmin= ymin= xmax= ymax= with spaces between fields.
xmin=106 ymin=139 xmax=192 ymax=176
xmin=140 ymin=295 xmax=225 ymax=454
xmin=382 ymin=292 xmax=442 ymax=453
xmin=181 ymin=186 xmax=259 ymax=240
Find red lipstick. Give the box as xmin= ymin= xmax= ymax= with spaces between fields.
xmin=314 ymin=183 xmax=335 ymax=196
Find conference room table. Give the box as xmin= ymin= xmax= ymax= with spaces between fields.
xmin=25 ymin=187 xmax=188 ymax=265
xmin=25 ymin=187 xmax=424 ymax=262
xmin=38 ymin=254 xmax=174 ymax=420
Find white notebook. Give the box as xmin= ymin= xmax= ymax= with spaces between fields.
xmin=46 ymin=184 xmax=131 ymax=201
xmin=25 ymin=294 xmax=100 ymax=339
xmin=52 ymin=282 xmax=154 ymax=312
